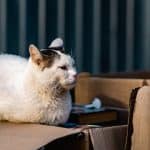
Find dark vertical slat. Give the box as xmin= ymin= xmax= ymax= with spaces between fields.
xmin=19 ymin=0 xmax=26 ymax=56
xmin=75 ymin=0 xmax=83 ymax=72
xmin=6 ymin=0 xmax=19 ymax=54
xmin=57 ymin=0 xmax=65 ymax=39
xmin=126 ymin=0 xmax=135 ymax=71
xmin=65 ymin=0 xmax=75 ymax=53
xmin=0 ymin=0 xmax=7 ymax=53
xmin=92 ymin=0 xmax=101 ymax=73
xmin=83 ymin=0 xmax=93 ymax=72
xmin=38 ymin=0 xmax=46 ymax=48
xmin=117 ymin=0 xmax=126 ymax=71
xmin=26 ymin=0 xmax=38 ymax=55
xmin=101 ymin=0 xmax=110 ymax=72
xmin=46 ymin=0 xmax=57 ymax=45
xmin=109 ymin=0 xmax=118 ymax=72
xmin=134 ymin=0 xmax=143 ymax=70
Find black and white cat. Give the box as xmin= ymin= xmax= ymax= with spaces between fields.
xmin=0 ymin=38 xmax=77 ymax=125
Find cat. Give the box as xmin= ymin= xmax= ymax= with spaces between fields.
xmin=0 ymin=38 xmax=77 ymax=125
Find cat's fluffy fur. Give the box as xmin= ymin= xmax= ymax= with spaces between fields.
xmin=0 ymin=38 xmax=77 ymax=125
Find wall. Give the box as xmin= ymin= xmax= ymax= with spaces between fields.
xmin=0 ymin=0 xmax=150 ymax=73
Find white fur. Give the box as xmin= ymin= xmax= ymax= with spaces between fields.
xmin=0 ymin=43 xmax=77 ymax=125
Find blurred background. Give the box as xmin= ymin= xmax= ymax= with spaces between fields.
xmin=0 ymin=0 xmax=150 ymax=74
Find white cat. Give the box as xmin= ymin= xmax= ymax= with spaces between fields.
xmin=0 ymin=38 xmax=77 ymax=125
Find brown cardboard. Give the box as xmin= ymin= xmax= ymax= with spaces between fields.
xmin=2 ymin=72 xmax=149 ymax=150
xmin=89 ymin=125 xmax=127 ymax=150
xmin=0 ymin=122 xmax=83 ymax=150
xmin=75 ymin=72 xmax=150 ymax=150
xmin=75 ymin=75 xmax=144 ymax=108
xmin=76 ymin=73 xmax=150 ymax=150
xmin=144 ymin=79 xmax=150 ymax=85
xmin=131 ymin=86 xmax=150 ymax=150
xmin=124 ymin=88 xmax=139 ymax=150
xmin=0 ymin=122 xmax=128 ymax=150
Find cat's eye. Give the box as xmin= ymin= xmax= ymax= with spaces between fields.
xmin=59 ymin=65 xmax=68 ymax=70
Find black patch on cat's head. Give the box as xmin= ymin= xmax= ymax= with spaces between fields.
xmin=38 ymin=49 xmax=60 ymax=70
xmin=48 ymin=47 xmax=65 ymax=53
xmin=40 ymin=49 xmax=61 ymax=57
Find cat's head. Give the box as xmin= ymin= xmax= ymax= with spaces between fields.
xmin=29 ymin=38 xmax=77 ymax=90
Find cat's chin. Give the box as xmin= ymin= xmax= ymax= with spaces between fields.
xmin=62 ymin=82 xmax=76 ymax=90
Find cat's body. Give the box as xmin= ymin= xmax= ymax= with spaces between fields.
xmin=0 ymin=38 xmax=77 ymax=125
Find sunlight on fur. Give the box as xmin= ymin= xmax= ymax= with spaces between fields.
xmin=0 ymin=38 xmax=77 ymax=125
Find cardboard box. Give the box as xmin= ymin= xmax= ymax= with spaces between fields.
xmin=74 ymin=72 xmax=150 ymax=150
xmin=75 ymin=73 xmax=145 ymax=108
xmin=0 ymin=122 xmax=127 ymax=150
xmin=1 ymin=72 xmax=150 ymax=150
xmin=0 ymin=122 xmax=86 ymax=150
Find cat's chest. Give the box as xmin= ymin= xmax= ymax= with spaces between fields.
xmin=38 ymin=97 xmax=72 ymax=124
xmin=22 ymin=86 xmax=72 ymax=124
xmin=46 ymin=94 xmax=71 ymax=112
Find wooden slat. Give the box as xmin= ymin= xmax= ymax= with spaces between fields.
xmin=19 ymin=0 xmax=26 ymax=56
xmin=92 ymin=0 xmax=101 ymax=73
xmin=75 ymin=0 xmax=83 ymax=72
xmin=142 ymin=0 xmax=150 ymax=69
xmin=0 ymin=0 xmax=7 ymax=53
xmin=38 ymin=0 xmax=46 ymax=48
xmin=57 ymin=0 xmax=65 ymax=39
xmin=109 ymin=0 xmax=118 ymax=72
xmin=126 ymin=0 xmax=135 ymax=71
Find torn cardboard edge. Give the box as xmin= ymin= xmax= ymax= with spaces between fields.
xmin=125 ymin=87 xmax=140 ymax=150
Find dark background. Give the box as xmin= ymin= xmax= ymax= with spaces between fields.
xmin=0 ymin=0 xmax=150 ymax=74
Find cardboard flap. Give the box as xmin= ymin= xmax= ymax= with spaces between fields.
xmin=0 ymin=123 xmax=82 ymax=150
xmin=89 ymin=125 xmax=127 ymax=150
xmin=127 ymin=86 xmax=150 ymax=150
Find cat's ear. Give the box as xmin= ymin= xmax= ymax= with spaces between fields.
xmin=48 ymin=38 xmax=65 ymax=52
xmin=29 ymin=44 xmax=43 ymax=65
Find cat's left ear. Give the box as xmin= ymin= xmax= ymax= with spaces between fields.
xmin=48 ymin=38 xmax=65 ymax=52
xmin=29 ymin=44 xmax=43 ymax=65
